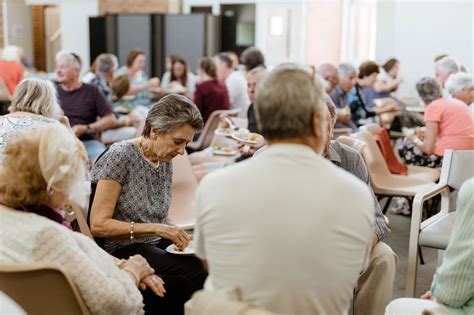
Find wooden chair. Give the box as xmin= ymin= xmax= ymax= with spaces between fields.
xmin=187 ymin=109 xmax=241 ymax=151
xmin=167 ymin=151 xmax=199 ymax=230
xmin=406 ymin=150 xmax=474 ymax=297
xmin=0 ymin=263 xmax=91 ymax=315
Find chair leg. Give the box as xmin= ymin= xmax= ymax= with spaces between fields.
xmin=418 ymin=246 xmax=425 ymax=265
xmin=382 ymin=196 xmax=393 ymax=214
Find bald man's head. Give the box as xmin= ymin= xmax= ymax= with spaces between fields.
xmin=317 ymin=63 xmax=339 ymax=93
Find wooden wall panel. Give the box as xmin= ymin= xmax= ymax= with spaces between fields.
xmin=99 ymin=0 xmax=169 ymax=15
xmin=32 ymin=6 xmax=46 ymax=71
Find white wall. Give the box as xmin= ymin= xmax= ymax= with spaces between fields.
xmin=4 ymin=0 xmax=33 ymax=61
xmin=59 ymin=0 xmax=98 ymax=72
xmin=183 ymin=0 xmax=306 ymax=66
xmin=375 ymin=0 xmax=473 ymax=96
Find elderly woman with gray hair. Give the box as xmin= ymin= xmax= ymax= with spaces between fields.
xmin=89 ymin=94 xmax=207 ymax=314
xmin=445 ymin=72 xmax=474 ymax=115
xmin=399 ymin=77 xmax=474 ymax=167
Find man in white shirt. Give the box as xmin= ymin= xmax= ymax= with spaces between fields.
xmin=194 ymin=66 xmax=374 ymax=315
xmin=215 ymin=53 xmax=250 ymax=117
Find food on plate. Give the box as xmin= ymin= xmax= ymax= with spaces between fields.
xmin=212 ymin=144 xmax=233 ymax=152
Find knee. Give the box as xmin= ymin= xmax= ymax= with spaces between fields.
xmin=371 ymin=242 xmax=399 ymax=272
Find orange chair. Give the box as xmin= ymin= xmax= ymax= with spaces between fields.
xmin=360 ymin=123 xmax=440 ymax=182
xmin=350 ymin=130 xmax=436 ymax=214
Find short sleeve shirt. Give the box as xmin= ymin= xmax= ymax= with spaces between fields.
xmin=91 ymin=141 xmax=173 ymax=254
xmin=57 ymin=83 xmax=113 ymax=141
xmin=424 ymin=98 xmax=474 ymax=156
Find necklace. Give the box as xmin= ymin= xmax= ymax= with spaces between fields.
xmin=138 ymin=138 xmax=160 ymax=168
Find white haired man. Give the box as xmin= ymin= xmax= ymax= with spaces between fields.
xmin=194 ymin=66 xmax=374 ymax=314
xmin=330 ymin=62 xmax=358 ymax=131
xmin=435 ymin=57 xmax=459 ymax=98
xmin=445 ymin=72 xmax=474 ymax=115
xmin=317 ymin=62 xmax=339 ymax=93
xmin=55 ymin=50 xmax=117 ymax=161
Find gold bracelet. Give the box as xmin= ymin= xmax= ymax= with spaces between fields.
xmin=129 ymin=221 xmax=135 ymax=243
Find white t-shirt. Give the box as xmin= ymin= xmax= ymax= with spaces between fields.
xmin=377 ymin=68 xmax=394 ymax=84
xmin=225 ymin=71 xmax=250 ymax=117
xmin=195 ymin=144 xmax=374 ymax=315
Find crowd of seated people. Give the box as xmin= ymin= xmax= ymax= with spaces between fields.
xmin=0 ymin=43 xmax=473 ymax=315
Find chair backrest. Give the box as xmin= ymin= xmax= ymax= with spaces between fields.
xmin=168 ymin=151 xmax=199 ymax=230
xmin=0 ymin=263 xmax=91 ymax=315
xmin=440 ymin=150 xmax=474 ymax=190
xmin=353 ymin=130 xmax=393 ymax=180
xmin=189 ymin=108 xmax=241 ymax=150
xmin=336 ymin=136 xmax=366 ymax=154
xmin=359 ymin=123 xmax=381 ymax=135
xmin=69 ymin=202 xmax=94 ymax=240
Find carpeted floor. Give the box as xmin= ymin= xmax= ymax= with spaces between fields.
xmin=384 ymin=212 xmax=438 ymax=299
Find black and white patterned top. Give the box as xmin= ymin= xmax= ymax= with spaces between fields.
xmin=91 ymin=141 xmax=173 ymax=254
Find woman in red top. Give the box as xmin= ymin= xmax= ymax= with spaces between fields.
xmin=0 ymin=46 xmax=23 ymax=96
xmin=194 ymin=58 xmax=230 ymax=123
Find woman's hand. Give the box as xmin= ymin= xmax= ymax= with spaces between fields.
xmin=421 ymin=290 xmax=432 ymax=300
xmin=161 ymin=225 xmax=190 ymax=250
xmin=122 ymin=254 xmax=155 ymax=282
xmin=147 ymin=77 xmax=160 ymax=88
xmin=139 ymin=275 xmax=166 ymax=297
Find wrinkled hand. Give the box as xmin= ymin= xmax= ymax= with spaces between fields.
xmin=71 ymin=124 xmax=88 ymax=137
xmin=337 ymin=112 xmax=352 ymax=123
xmin=139 ymin=275 xmax=166 ymax=297
xmin=407 ymin=134 xmax=419 ymax=144
xmin=123 ymin=255 xmax=155 ymax=280
xmin=163 ymin=225 xmax=190 ymax=250
xmin=421 ymin=291 xmax=432 ymax=300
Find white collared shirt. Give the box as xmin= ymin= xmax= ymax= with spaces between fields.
xmin=225 ymin=71 xmax=250 ymax=117
xmin=195 ymin=143 xmax=374 ymax=315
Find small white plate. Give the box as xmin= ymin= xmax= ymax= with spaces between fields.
xmin=212 ymin=145 xmax=238 ymax=156
xmin=165 ymin=241 xmax=195 ymax=256
xmin=231 ymin=132 xmax=264 ymax=145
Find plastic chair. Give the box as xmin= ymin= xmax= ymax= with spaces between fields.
xmin=360 ymin=123 xmax=440 ymax=183
xmin=0 ymin=263 xmax=91 ymax=315
xmin=406 ymin=150 xmax=474 ymax=297
xmin=167 ymin=151 xmax=199 ymax=230
xmin=351 ymin=130 xmax=436 ymax=213
xmin=187 ymin=109 xmax=241 ymax=151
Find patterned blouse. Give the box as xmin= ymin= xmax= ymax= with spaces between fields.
xmin=0 ymin=114 xmax=58 ymax=162
xmin=91 ymin=141 xmax=173 ymax=254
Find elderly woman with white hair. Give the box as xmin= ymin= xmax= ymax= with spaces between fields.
xmin=399 ymin=77 xmax=474 ymax=167
xmin=445 ymin=72 xmax=474 ymax=115
xmin=0 ymin=45 xmax=23 ymax=96
xmin=434 ymin=57 xmax=459 ymax=98
xmin=89 ymin=94 xmax=207 ymax=315
xmin=0 ymin=124 xmax=166 ymax=315
xmin=0 ymin=78 xmax=69 ymax=161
